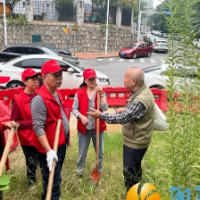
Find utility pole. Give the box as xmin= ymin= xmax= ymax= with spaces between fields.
xmin=137 ymin=0 xmax=141 ymax=42
xmin=105 ymin=0 xmax=110 ymax=54
xmin=3 ymin=0 xmax=7 ymax=46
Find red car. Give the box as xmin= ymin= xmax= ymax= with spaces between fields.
xmin=119 ymin=43 xmax=153 ymax=59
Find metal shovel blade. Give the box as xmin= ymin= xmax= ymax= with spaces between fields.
xmin=91 ymin=165 xmax=101 ymax=183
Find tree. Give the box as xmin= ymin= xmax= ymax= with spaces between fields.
xmin=5 ymin=0 xmax=21 ymax=13
xmin=91 ymin=0 xmax=140 ymax=10
xmin=148 ymin=1 xmax=169 ymax=32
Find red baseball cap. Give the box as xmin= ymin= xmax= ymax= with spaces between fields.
xmin=83 ymin=68 xmax=97 ymax=79
xmin=21 ymin=68 xmax=42 ymax=81
xmin=41 ymin=60 xmax=67 ymax=75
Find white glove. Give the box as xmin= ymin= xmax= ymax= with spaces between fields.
xmin=46 ymin=150 xmax=58 ymax=172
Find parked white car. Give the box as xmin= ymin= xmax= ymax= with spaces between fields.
xmin=153 ymin=39 xmax=168 ymax=52
xmin=163 ymin=33 xmax=168 ymax=38
xmin=0 ymin=54 xmax=110 ymax=89
xmin=144 ymin=63 xmax=198 ymax=90
xmin=157 ymin=31 xmax=164 ymax=37
xmin=192 ymin=38 xmax=200 ymax=49
xmin=154 ymin=31 xmax=161 ymax=36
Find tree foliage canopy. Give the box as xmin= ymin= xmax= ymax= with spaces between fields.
xmin=149 ymin=0 xmax=200 ymax=34
xmin=91 ymin=0 xmax=139 ymax=10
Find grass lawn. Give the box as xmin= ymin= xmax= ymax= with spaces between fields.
xmin=2 ymin=111 xmax=171 ymax=200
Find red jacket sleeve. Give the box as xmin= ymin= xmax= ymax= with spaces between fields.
xmin=10 ymin=99 xmax=32 ymax=130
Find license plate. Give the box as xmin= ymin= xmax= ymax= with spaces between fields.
xmin=160 ymin=45 xmax=164 ymax=47
xmin=121 ymin=52 xmax=124 ymax=56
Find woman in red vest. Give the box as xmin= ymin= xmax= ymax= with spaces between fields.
xmin=72 ymin=68 xmax=108 ymax=177
xmin=10 ymin=68 xmax=41 ymax=186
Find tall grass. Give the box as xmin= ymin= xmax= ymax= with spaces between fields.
xmin=162 ymin=0 xmax=200 ymax=198
xmin=3 ymin=130 xmax=177 ymax=200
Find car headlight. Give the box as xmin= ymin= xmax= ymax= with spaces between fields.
xmin=98 ymin=77 xmax=109 ymax=82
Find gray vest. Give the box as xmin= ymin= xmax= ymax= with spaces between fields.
xmin=122 ymin=84 xmax=155 ymax=149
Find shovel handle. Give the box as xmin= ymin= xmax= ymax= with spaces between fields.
xmin=46 ymin=119 xmax=62 ymax=200
xmin=95 ymin=92 xmax=100 ymax=166
xmin=0 ymin=125 xmax=18 ymax=176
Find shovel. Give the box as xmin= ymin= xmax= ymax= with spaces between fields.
xmin=0 ymin=124 xmax=19 ymax=190
xmin=46 ymin=119 xmax=61 ymax=200
xmin=91 ymin=91 xmax=101 ymax=183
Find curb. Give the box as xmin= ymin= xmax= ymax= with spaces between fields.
xmin=77 ymin=55 xmax=119 ymax=59
xmin=75 ymin=53 xmax=119 ymax=59
xmin=96 ymin=55 xmax=119 ymax=59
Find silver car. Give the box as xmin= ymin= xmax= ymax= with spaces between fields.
xmin=0 ymin=54 xmax=110 ymax=89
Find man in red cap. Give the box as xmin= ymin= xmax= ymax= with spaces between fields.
xmin=10 ymin=68 xmax=42 ymax=185
xmin=31 ymin=60 xmax=70 ymax=200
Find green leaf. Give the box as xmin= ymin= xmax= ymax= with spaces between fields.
xmin=0 ymin=175 xmax=10 ymax=186
xmin=0 ymin=184 xmax=9 ymax=191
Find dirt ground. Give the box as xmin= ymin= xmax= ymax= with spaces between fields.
xmin=69 ymin=108 xmax=122 ymax=135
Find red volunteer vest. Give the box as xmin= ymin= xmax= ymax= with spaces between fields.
xmin=14 ymin=91 xmax=39 ymax=147
xmin=76 ymin=86 xmax=106 ymax=134
xmin=36 ymin=85 xmax=66 ymax=153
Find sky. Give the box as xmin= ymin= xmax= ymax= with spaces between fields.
xmin=153 ymin=0 xmax=163 ymax=8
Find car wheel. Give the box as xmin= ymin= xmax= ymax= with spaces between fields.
xmin=147 ymin=52 xmax=151 ymax=57
xmin=150 ymin=85 xmax=164 ymax=90
xmin=133 ymin=53 xmax=137 ymax=59
xmin=7 ymin=81 xmax=25 ymax=89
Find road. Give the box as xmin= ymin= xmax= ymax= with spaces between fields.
xmin=79 ymin=52 xmax=168 ymax=87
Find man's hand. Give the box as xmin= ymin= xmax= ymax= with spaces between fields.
xmin=2 ymin=121 xmax=19 ymax=128
xmin=46 ymin=150 xmax=58 ymax=172
xmin=87 ymin=108 xmax=101 ymax=119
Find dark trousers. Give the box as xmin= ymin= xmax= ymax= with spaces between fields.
xmin=123 ymin=145 xmax=147 ymax=192
xmin=21 ymin=145 xmax=40 ymax=185
xmin=39 ymin=144 xmax=66 ymax=200
xmin=0 ymin=191 xmax=2 ymax=200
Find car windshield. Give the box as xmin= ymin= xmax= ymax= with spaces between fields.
xmin=42 ymin=47 xmax=59 ymax=56
xmin=62 ymin=58 xmax=83 ymax=70
xmin=126 ymin=44 xmax=138 ymax=48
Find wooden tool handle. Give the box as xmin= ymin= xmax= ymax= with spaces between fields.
xmin=46 ymin=119 xmax=62 ymax=200
xmin=0 ymin=126 xmax=18 ymax=176
xmin=96 ymin=92 xmax=100 ymax=166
